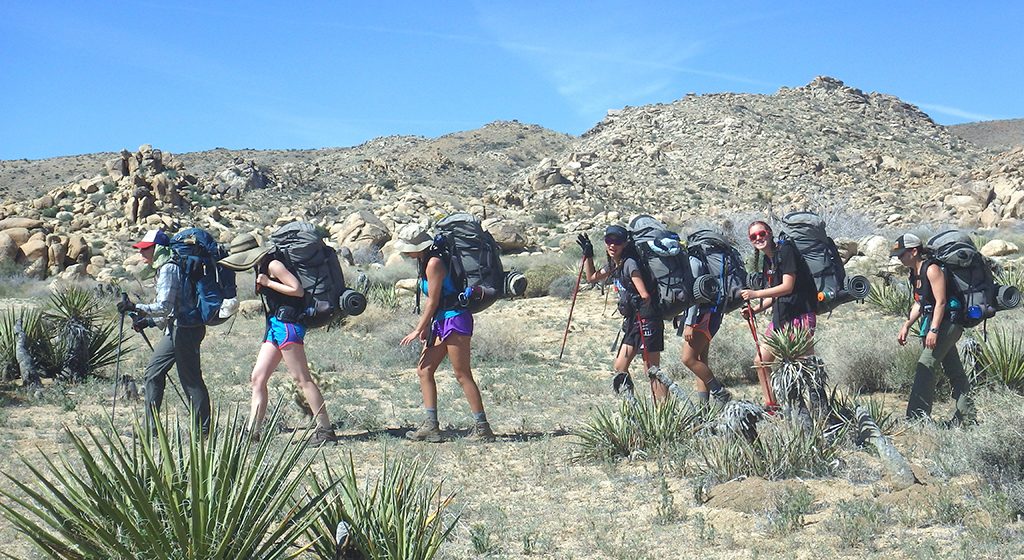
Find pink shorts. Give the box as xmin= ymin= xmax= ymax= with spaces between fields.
xmin=766 ymin=312 xmax=816 ymax=338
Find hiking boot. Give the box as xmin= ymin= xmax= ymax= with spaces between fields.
xmin=710 ymin=386 xmax=733 ymax=406
xmin=308 ymin=426 xmax=336 ymax=447
xmin=406 ymin=421 xmax=443 ymax=443
xmin=465 ymin=421 xmax=496 ymax=443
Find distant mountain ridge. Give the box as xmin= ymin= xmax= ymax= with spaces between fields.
xmin=949 ymin=118 xmax=1024 ymax=151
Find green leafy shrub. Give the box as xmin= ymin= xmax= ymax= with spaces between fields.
xmin=0 ymin=408 xmax=334 ymax=559
xmin=765 ymin=486 xmax=815 ymax=536
xmin=305 ymin=452 xmax=459 ymax=560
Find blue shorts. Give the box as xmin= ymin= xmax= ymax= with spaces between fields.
xmin=692 ymin=311 xmax=724 ymax=341
xmin=265 ymin=316 xmax=305 ymax=348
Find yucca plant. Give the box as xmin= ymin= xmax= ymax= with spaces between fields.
xmin=571 ymin=397 xmax=708 ymax=462
xmin=0 ymin=407 xmax=337 ymax=559
xmin=367 ymin=281 xmax=400 ymax=310
xmin=827 ymin=388 xmax=900 ymax=438
xmin=997 ymin=266 xmax=1024 ymax=292
xmin=44 ymin=286 xmax=128 ymax=381
xmin=305 ymin=452 xmax=459 ymax=560
xmin=865 ymin=280 xmax=913 ymax=318
xmin=763 ymin=327 xmax=828 ymax=418
xmin=974 ymin=328 xmax=1024 ymax=392
xmin=696 ymin=418 xmax=844 ymax=482
xmin=0 ymin=308 xmax=49 ymax=380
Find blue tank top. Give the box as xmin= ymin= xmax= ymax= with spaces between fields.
xmin=420 ymin=272 xmax=466 ymax=320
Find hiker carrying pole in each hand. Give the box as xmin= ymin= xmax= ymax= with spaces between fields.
xmin=577 ymin=226 xmax=667 ymax=402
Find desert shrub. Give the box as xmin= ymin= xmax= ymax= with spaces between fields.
xmin=0 ymin=408 xmax=333 ymax=559
xmin=523 ymin=264 xmax=566 ymax=298
xmin=826 ymin=499 xmax=892 ymax=550
xmin=818 ymin=320 xmax=916 ymax=393
xmin=974 ymin=328 xmax=1024 ymax=391
xmin=305 ymin=453 xmax=459 ymax=560
xmin=367 ymin=282 xmax=401 ymax=310
xmin=765 ymin=486 xmax=815 ymax=536
xmin=707 ymin=320 xmax=758 ymax=384
xmin=473 ymin=315 xmax=538 ymax=364
xmin=546 ymin=274 xmax=577 ymax=299
xmin=866 ymin=279 xmax=912 ymax=318
xmin=532 ymin=208 xmax=560 ymax=225
xmin=696 ymin=419 xmax=844 ymax=482
xmin=352 ymin=247 xmax=384 ymax=266
xmin=40 ymin=207 xmax=59 ymax=218
xmin=571 ymin=398 xmax=705 ymax=462
xmin=931 ymin=389 xmax=1024 ymax=518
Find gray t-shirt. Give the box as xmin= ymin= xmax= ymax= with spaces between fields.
xmin=603 ymin=257 xmax=644 ymax=316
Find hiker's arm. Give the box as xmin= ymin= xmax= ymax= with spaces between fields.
xmin=402 ymin=258 xmax=444 ymax=344
xmin=135 ymin=264 xmax=178 ymax=329
xmin=583 ymin=257 xmax=610 ymax=283
xmin=630 ymin=271 xmax=652 ymax=302
xmin=258 ymin=260 xmax=304 ymax=298
xmin=898 ymin=300 xmax=923 ymax=346
xmin=924 ymin=264 xmax=947 ymax=348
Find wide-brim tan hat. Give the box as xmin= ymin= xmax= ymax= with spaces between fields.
xmin=219 ymin=232 xmax=273 ymax=271
xmin=393 ymin=223 xmax=434 ymax=253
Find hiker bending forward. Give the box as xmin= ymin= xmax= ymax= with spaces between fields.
xmin=118 ymin=229 xmax=211 ymax=436
xmin=220 ymin=233 xmax=336 ymax=446
xmin=396 ymin=224 xmax=495 ymax=443
xmin=891 ymin=233 xmax=975 ymax=424
xmin=678 ymin=251 xmax=732 ymax=405
xmin=739 ymin=221 xmax=818 ymax=406
xmin=577 ymin=225 xmax=667 ymax=401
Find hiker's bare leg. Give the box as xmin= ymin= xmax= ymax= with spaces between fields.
xmin=281 ymin=343 xmax=331 ymax=429
xmin=446 ymin=333 xmax=485 ymax=413
xmin=248 ymin=342 xmax=282 ymax=432
xmin=416 ymin=341 xmax=449 ymax=410
xmin=613 ymin=343 xmax=638 ymax=373
xmin=755 ymin=345 xmax=777 ymax=404
xmin=683 ymin=334 xmax=715 ymax=387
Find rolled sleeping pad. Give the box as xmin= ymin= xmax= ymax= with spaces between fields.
xmin=845 ymin=275 xmax=871 ymax=300
xmin=747 ymin=271 xmax=766 ymax=290
xmin=692 ymin=274 xmax=720 ymax=305
xmin=504 ymin=270 xmax=528 ymax=298
xmin=996 ymin=284 xmax=1022 ymax=310
xmin=339 ymin=288 xmax=367 ymax=316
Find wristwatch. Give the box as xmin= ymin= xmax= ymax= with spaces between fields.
xmin=928 ymin=327 xmax=939 ymax=333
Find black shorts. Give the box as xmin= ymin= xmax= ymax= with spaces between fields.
xmin=621 ymin=315 xmax=665 ymax=353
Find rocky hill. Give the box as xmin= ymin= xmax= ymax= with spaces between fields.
xmin=949 ymin=118 xmax=1024 ymax=151
xmin=2 ymin=76 xmax=1023 ymax=284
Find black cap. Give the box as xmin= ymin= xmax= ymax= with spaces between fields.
xmin=890 ymin=233 xmax=923 ymax=257
xmin=605 ymin=225 xmax=628 ymax=241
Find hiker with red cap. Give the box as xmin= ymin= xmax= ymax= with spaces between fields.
xmin=118 ymin=229 xmax=212 ymax=436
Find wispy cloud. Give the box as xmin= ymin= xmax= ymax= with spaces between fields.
xmin=913 ymin=102 xmax=996 ymax=122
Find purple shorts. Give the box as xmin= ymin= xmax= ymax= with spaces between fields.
xmin=432 ymin=313 xmax=473 ymax=342
xmin=766 ymin=312 xmax=816 ymax=338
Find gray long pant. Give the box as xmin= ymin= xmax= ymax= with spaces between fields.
xmin=144 ymin=324 xmax=210 ymax=434
xmin=906 ymin=322 xmax=973 ymax=420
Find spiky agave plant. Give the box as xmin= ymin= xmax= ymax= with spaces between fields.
xmin=571 ymin=397 xmax=711 ymax=462
xmin=997 ymin=265 xmax=1024 ymax=292
xmin=762 ymin=326 xmax=828 ymax=420
xmin=974 ymin=328 xmax=1024 ymax=392
xmin=304 ymin=452 xmax=459 ymax=560
xmin=0 ymin=308 xmax=53 ymax=381
xmin=0 ymin=406 xmax=336 ymax=559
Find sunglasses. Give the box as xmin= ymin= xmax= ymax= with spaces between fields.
xmin=604 ymin=236 xmax=626 ymax=245
xmin=748 ymin=231 xmax=770 ymax=241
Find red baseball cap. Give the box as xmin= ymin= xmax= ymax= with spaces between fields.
xmin=132 ymin=229 xmax=170 ymax=249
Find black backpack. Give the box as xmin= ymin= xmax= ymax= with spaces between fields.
xmin=779 ymin=211 xmax=871 ymax=313
xmin=427 ymin=213 xmax=526 ymax=314
xmin=687 ymin=229 xmax=748 ymax=313
xmin=169 ymin=227 xmax=237 ymax=326
xmin=926 ymin=230 xmax=1021 ymax=326
xmin=627 ymin=215 xmax=702 ymax=321
xmin=269 ymin=222 xmax=366 ymax=328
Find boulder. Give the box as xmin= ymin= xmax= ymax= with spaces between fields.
xmin=482 ymin=217 xmax=529 ymax=252
xmin=333 ymin=210 xmax=391 ymax=252
xmin=3 ymin=227 xmax=31 ymax=246
xmin=0 ymin=217 xmax=43 ymax=230
xmin=33 ymin=195 xmax=54 ymax=210
xmin=395 ymin=278 xmax=419 ymax=293
xmin=47 ymin=240 xmax=67 ymax=274
xmin=834 ymin=239 xmax=859 ymax=263
xmin=17 ymin=238 xmax=48 ymax=264
xmin=981 ymin=239 xmax=1020 ymax=257
xmin=0 ymin=232 xmax=16 ymax=264
xmin=859 ymin=234 xmax=891 ymax=260
xmin=980 ymin=206 xmax=1000 ymax=229
xmin=56 ymin=263 xmax=92 ymax=283
xmin=238 ymin=299 xmax=264 ymax=319
xmin=67 ymin=234 xmax=89 ymax=263
xmin=105 ymin=156 xmax=127 ymax=181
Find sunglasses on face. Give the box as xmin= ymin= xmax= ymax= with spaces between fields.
xmin=604 ymin=236 xmax=626 ymax=245
xmin=748 ymin=231 xmax=770 ymax=242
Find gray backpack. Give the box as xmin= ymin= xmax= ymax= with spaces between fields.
xmin=779 ymin=211 xmax=871 ymax=313
xmin=628 ymin=215 xmax=707 ymax=320
xmin=926 ymin=230 xmax=1020 ymax=326
xmin=269 ymin=222 xmax=366 ymax=328
xmin=687 ymin=229 xmax=748 ymax=313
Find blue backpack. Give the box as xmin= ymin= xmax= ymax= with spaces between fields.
xmin=170 ymin=228 xmax=237 ymax=326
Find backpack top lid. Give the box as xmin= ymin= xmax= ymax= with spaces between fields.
xmin=170 ymin=227 xmax=221 ymax=258
xmin=780 ymin=211 xmax=829 ymax=244
xmin=926 ymin=230 xmax=979 ymax=269
xmin=629 ymin=215 xmax=683 ymax=255
xmin=687 ymin=229 xmax=733 ymax=252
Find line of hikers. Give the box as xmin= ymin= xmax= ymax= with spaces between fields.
xmin=119 ymin=212 xmax=1019 ymax=444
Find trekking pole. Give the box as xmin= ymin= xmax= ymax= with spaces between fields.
xmin=635 ymin=311 xmax=657 ymax=405
xmin=111 ymin=293 xmax=128 ymax=419
xmin=558 ymin=256 xmax=586 ymax=360
xmin=744 ymin=302 xmax=775 ymax=406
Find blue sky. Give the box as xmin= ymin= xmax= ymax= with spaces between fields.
xmin=1 ymin=1 xmax=1021 ymax=160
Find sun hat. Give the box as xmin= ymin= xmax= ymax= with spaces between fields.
xmin=132 ymin=229 xmax=170 ymax=249
xmin=219 ymin=232 xmax=274 ymax=271
xmin=890 ymin=233 xmax=923 ymax=257
xmin=393 ymin=223 xmax=434 ymax=253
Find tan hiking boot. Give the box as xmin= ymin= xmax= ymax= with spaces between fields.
xmin=406 ymin=421 xmax=443 ymax=443
xmin=466 ymin=421 xmax=496 ymax=442
xmin=308 ymin=426 xmax=336 ymax=446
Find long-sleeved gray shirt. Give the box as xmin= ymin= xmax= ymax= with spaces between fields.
xmin=135 ymin=261 xmax=181 ymax=331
